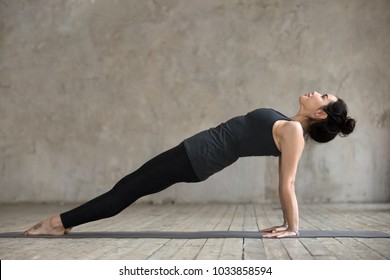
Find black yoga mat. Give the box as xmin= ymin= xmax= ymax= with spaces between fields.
xmin=1 ymin=230 xmax=390 ymax=239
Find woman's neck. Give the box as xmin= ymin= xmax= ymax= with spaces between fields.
xmin=290 ymin=114 xmax=311 ymax=134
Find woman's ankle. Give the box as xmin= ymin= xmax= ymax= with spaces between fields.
xmin=49 ymin=215 xmax=64 ymax=230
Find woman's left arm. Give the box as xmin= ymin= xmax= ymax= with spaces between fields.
xmin=263 ymin=122 xmax=304 ymax=238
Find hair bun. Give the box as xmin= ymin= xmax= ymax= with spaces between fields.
xmin=309 ymin=98 xmax=355 ymax=143
xmin=340 ymin=117 xmax=356 ymax=136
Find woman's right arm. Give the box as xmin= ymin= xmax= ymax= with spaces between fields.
xmin=262 ymin=121 xmax=304 ymax=237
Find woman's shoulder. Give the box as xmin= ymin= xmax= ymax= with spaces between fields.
xmin=273 ymin=120 xmax=304 ymax=153
xmin=280 ymin=120 xmax=303 ymax=134
xmin=276 ymin=120 xmax=304 ymax=141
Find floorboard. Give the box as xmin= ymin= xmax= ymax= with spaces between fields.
xmin=0 ymin=203 xmax=389 ymax=260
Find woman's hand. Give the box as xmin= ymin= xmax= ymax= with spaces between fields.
xmin=260 ymin=225 xmax=299 ymax=238
xmin=260 ymin=225 xmax=288 ymax=233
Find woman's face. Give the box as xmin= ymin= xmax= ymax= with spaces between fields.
xmin=299 ymin=91 xmax=338 ymax=113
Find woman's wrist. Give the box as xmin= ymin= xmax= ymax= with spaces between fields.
xmin=287 ymin=226 xmax=299 ymax=236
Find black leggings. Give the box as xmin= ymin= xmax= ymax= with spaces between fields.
xmin=60 ymin=142 xmax=201 ymax=229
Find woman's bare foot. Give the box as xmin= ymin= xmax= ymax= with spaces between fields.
xmin=24 ymin=215 xmax=69 ymax=236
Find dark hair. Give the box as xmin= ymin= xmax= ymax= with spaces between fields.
xmin=308 ymin=98 xmax=356 ymax=143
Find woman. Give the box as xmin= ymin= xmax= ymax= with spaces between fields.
xmin=25 ymin=92 xmax=355 ymax=238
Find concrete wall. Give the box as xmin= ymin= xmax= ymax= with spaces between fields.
xmin=0 ymin=0 xmax=389 ymax=204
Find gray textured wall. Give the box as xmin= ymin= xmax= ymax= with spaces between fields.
xmin=1 ymin=0 xmax=389 ymax=204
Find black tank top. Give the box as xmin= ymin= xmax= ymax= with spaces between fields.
xmin=183 ymin=108 xmax=291 ymax=180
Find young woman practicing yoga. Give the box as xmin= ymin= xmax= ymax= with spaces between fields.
xmin=25 ymin=91 xmax=355 ymax=238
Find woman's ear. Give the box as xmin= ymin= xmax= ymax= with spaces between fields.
xmin=313 ymin=109 xmax=328 ymax=120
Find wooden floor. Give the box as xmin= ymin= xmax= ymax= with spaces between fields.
xmin=0 ymin=203 xmax=389 ymax=260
